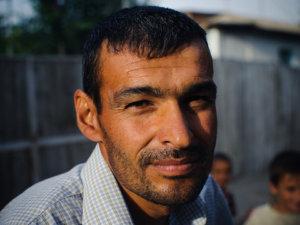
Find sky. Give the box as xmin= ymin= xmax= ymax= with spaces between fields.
xmin=0 ymin=0 xmax=34 ymax=24
xmin=1 ymin=0 xmax=300 ymax=26
xmin=147 ymin=0 xmax=300 ymax=25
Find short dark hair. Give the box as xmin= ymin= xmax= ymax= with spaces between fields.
xmin=214 ymin=152 xmax=232 ymax=165
xmin=82 ymin=6 xmax=209 ymax=112
xmin=269 ymin=150 xmax=300 ymax=186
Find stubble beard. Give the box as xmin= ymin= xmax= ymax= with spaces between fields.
xmin=101 ymin=127 xmax=213 ymax=206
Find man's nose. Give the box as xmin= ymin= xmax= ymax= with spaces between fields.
xmin=158 ymin=102 xmax=193 ymax=149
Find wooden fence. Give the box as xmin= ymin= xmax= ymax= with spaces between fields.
xmin=213 ymin=60 xmax=300 ymax=175
xmin=0 ymin=56 xmax=299 ymax=208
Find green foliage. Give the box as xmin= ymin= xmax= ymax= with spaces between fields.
xmin=1 ymin=0 xmax=137 ymax=55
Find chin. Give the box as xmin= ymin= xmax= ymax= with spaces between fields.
xmin=147 ymin=175 xmax=207 ymax=206
xmin=291 ymin=207 xmax=300 ymax=213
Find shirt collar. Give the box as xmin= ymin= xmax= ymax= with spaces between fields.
xmin=169 ymin=192 xmax=207 ymax=225
xmin=81 ymin=144 xmax=133 ymax=225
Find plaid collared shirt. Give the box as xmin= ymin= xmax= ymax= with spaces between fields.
xmin=0 ymin=145 xmax=233 ymax=225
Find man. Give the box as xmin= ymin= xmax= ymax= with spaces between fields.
xmin=0 ymin=6 xmax=233 ymax=225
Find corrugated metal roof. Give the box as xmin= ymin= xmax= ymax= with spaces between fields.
xmin=188 ymin=13 xmax=300 ymax=35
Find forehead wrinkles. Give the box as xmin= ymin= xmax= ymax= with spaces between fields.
xmin=123 ymin=60 xmax=204 ymax=75
xmin=124 ymin=65 xmax=211 ymax=81
xmin=121 ymin=46 xmax=209 ymax=74
xmin=99 ymin=41 xmax=212 ymax=86
xmin=123 ymin=55 xmax=212 ymax=81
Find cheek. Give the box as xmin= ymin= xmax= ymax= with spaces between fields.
xmin=107 ymin=116 xmax=156 ymax=151
xmin=290 ymin=192 xmax=299 ymax=200
xmin=194 ymin=111 xmax=217 ymax=141
xmin=279 ymin=191 xmax=294 ymax=202
xmin=205 ymin=109 xmax=217 ymax=131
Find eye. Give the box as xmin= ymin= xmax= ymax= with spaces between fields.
xmin=286 ymin=186 xmax=296 ymax=192
xmin=187 ymin=95 xmax=215 ymax=111
xmin=125 ymin=100 xmax=153 ymax=109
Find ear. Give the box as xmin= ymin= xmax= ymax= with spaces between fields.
xmin=74 ymin=89 xmax=103 ymax=142
xmin=269 ymin=182 xmax=278 ymax=196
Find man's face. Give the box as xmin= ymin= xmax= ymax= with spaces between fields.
xmin=211 ymin=160 xmax=232 ymax=190
xmin=97 ymin=41 xmax=217 ymax=206
xmin=270 ymin=173 xmax=300 ymax=213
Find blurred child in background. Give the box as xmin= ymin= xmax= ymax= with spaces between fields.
xmin=211 ymin=152 xmax=236 ymax=217
xmin=244 ymin=150 xmax=300 ymax=225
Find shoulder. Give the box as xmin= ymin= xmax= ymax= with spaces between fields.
xmin=244 ymin=204 xmax=272 ymax=225
xmin=246 ymin=204 xmax=300 ymax=225
xmin=0 ymin=164 xmax=85 ymax=225
xmin=250 ymin=204 xmax=272 ymax=217
xmin=253 ymin=204 xmax=271 ymax=213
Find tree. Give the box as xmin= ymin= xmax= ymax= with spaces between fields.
xmin=1 ymin=0 xmax=138 ymax=55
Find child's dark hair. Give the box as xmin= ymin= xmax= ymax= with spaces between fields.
xmin=214 ymin=152 xmax=232 ymax=165
xmin=269 ymin=150 xmax=300 ymax=186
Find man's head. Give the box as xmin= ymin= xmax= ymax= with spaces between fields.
xmin=211 ymin=152 xmax=232 ymax=190
xmin=82 ymin=6 xmax=208 ymax=112
xmin=269 ymin=150 xmax=300 ymax=213
xmin=75 ymin=6 xmax=217 ymax=210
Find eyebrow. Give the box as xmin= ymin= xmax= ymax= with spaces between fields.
xmin=113 ymin=86 xmax=164 ymax=103
xmin=185 ymin=81 xmax=217 ymax=98
xmin=113 ymin=81 xmax=217 ymax=103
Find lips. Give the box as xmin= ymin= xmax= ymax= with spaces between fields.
xmin=149 ymin=157 xmax=201 ymax=177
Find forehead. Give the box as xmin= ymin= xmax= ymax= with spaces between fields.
xmin=98 ymin=41 xmax=213 ymax=92
xmin=212 ymin=160 xmax=231 ymax=168
xmin=279 ymin=173 xmax=300 ymax=185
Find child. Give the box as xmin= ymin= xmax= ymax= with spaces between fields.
xmin=211 ymin=152 xmax=236 ymax=216
xmin=244 ymin=150 xmax=300 ymax=225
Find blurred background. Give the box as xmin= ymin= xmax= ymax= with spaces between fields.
xmin=0 ymin=0 xmax=299 ymax=223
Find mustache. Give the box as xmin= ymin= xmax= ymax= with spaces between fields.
xmin=138 ymin=144 xmax=209 ymax=169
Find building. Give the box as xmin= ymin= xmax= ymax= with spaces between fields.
xmin=188 ymin=13 xmax=300 ymax=68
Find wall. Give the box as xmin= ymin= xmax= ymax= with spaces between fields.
xmin=0 ymin=56 xmax=299 ymax=208
xmin=207 ymin=28 xmax=300 ymax=68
